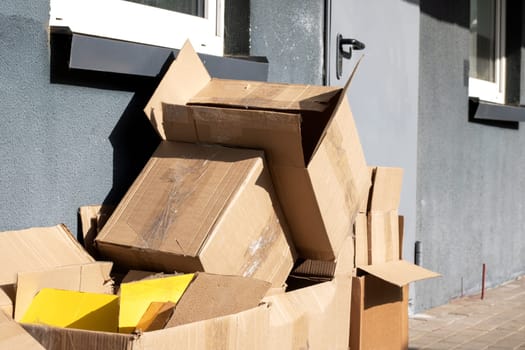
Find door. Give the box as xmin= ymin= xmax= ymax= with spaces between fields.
xmin=326 ymin=0 xmax=421 ymax=303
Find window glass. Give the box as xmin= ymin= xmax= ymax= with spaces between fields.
xmin=124 ymin=0 xmax=204 ymax=17
xmin=470 ymin=0 xmax=496 ymax=82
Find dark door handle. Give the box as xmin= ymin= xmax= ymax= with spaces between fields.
xmin=336 ymin=34 xmax=365 ymax=79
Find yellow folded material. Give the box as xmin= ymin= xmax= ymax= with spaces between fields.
xmin=119 ymin=273 xmax=194 ymax=333
xmin=20 ymin=288 xmax=118 ymax=332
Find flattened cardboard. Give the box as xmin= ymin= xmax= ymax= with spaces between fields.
xmin=22 ymin=303 xmax=271 ymax=350
xmin=21 ymin=288 xmax=119 ymax=333
xmin=0 ymin=310 xmax=45 ymax=350
xmin=0 ymin=225 xmax=94 ymax=286
xmin=368 ymin=167 xmax=403 ymax=212
xmin=15 ymin=262 xmax=113 ymax=321
xmin=79 ymin=205 xmax=114 ymax=257
xmin=96 ymin=142 xmax=294 ymax=287
xmin=166 ymin=272 xmax=271 ymax=328
xmin=354 ymin=212 xmax=368 ymax=267
xmin=144 ymin=41 xmax=370 ymax=260
xmin=368 ymin=210 xmax=400 ymax=264
xmin=264 ymin=236 xmax=353 ymax=350
xmin=357 ymin=260 xmax=440 ymax=288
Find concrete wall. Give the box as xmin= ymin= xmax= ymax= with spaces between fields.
xmin=0 ymin=1 xmax=159 ymax=237
xmin=416 ymin=0 xmax=525 ymax=311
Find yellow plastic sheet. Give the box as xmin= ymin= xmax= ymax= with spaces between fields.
xmin=20 ymin=288 xmax=118 ymax=332
xmin=119 ymin=273 xmax=194 ymax=333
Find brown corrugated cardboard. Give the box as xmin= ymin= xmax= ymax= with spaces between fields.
xmin=350 ymin=275 xmax=409 ymax=350
xmin=368 ymin=167 xmax=403 ymax=212
xmin=166 ymin=272 xmax=271 ymax=328
xmin=368 ymin=210 xmax=400 ymax=264
xmin=0 ymin=310 xmax=45 ymax=350
xmin=135 ymin=302 xmax=176 ymax=332
xmin=354 ymin=212 xmax=368 ymax=267
xmin=0 ymin=225 xmax=94 ymax=287
xmin=23 ymin=303 xmax=271 ymax=350
xmin=79 ymin=205 xmax=114 ymax=257
xmin=351 ymin=210 xmax=440 ymax=350
xmin=0 ymin=287 xmax=14 ymax=318
xmin=144 ymin=41 xmax=370 ymax=260
xmin=14 ymin=262 xmax=113 ymax=321
xmin=96 ymin=142 xmax=294 ymax=287
xmin=263 ymin=235 xmax=353 ymax=350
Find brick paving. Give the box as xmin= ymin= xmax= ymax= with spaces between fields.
xmin=409 ymin=276 xmax=525 ymax=349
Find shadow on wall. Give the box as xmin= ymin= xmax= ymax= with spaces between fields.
xmin=50 ymin=32 xmax=163 ymax=238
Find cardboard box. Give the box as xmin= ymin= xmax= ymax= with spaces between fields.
xmin=96 ymin=141 xmax=294 ymax=288
xmin=0 ymin=310 xmax=45 ymax=350
xmin=0 ymin=224 xmax=97 ymax=316
xmin=263 ymin=235 xmax=353 ymax=350
xmin=144 ymin=41 xmax=370 ymax=260
xmin=23 ymin=303 xmax=271 ymax=350
xmin=79 ymin=205 xmax=114 ymax=257
xmin=354 ymin=213 xmax=368 ymax=267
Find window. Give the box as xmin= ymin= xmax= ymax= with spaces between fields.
xmin=49 ymin=0 xmax=224 ymax=56
xmin=469 ymin=0 xmax=506 ymax=104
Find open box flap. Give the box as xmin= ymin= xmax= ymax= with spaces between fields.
xmin=0 ymin=225 xmax=94 ymax=286
xmin=161 ymin=103 xmax=306 ymax=168
xmin=357 ymin=260 xmax=440 ymax=287
xmin=144 ymin=40 xmax=211 ymax=140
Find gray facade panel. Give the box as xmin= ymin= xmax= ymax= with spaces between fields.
xmin=0 ymin=2 xmax=158 ymax=236
xmin=417 ymin=1 xmax=525 ymax=311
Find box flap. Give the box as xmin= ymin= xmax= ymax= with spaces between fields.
xmin=15 ymin=262 xmax=113 ymax=321
xmin=96 ymin=142 xmax=263 ymax=257
xmin=0 ymin=225 xmax=94 ymax=286
xmin=357 ymin=260 xmax=440 ymax=287
xmin=161 ymin=104 xmax=306 ymax=168
xmin=144 ymin=40 xmax=211 ymax=140
xmin=0 ymin=310 xmax=45 ymax=349
xmin=369 ymin=167 xmax=404 ymax=211
xmin=189 ymin=79 xmax=340 ymax=113
xmin=166 ymin=272 xmax=271 ymax=328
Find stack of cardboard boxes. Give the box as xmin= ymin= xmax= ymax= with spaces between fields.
xmin=0 ymin=42 xmax=438 ymax=349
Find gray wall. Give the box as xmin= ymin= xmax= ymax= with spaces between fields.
xmin=336 ymin=0 xmax=420 ymax=283
xmin=416 ymin=0 xmax=525 ymax=311
xmin=0 ymin=1 xmax=159 ymax=237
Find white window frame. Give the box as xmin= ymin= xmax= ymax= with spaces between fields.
xmin=49 ymin=0 xmax=224 ymax=56
xmin=469 ymin=0 xmax=506 ymax=104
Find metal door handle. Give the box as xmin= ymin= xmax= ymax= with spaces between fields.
xmin=336 ymin=34 xmax=365 ymax=79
